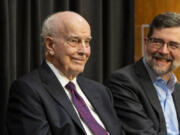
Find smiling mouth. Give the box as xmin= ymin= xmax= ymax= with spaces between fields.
xmin=153 ymin=57 xmax=172 ymax=62
xmin=72 ymin=58 xmax=86 ymax=64
xmin=152 ymin=53 xmax=173 ymax=63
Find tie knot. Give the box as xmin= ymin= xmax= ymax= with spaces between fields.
xmin=65 ymin=82 xmax=76 ymax=92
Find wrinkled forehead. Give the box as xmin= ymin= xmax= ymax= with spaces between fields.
xmin=62 ymin=19 xmax=91 ymax=38
xmin=151 ymin=27 xmax=180 ymax=42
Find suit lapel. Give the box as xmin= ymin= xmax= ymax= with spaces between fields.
xmin=172 ymin=83 xmax=180 ymax=127
xmin=77 ymin=76 xmax=103 ymax=113
xmin=77 ymin=76 xmax=111 ymax=132
xmin=135 ymin=59 xmax=165 ymax=121
xmin=38 ymin=62 xmax=85 ymax=132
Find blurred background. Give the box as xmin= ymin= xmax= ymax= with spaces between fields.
xmin=1 ymin=0 xmax=180 ymax=134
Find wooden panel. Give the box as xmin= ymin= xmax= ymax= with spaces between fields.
xmin=135 ymin=0 xmax=180 ymax=81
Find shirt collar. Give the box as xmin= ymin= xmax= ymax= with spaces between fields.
xmin=46 ymin=60 xmax=77 ymax=87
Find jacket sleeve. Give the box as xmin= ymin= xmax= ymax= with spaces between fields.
xmin=7 ymin=80 xmax=52 ymax=135
xmin=105 ymin=73 xmax=163 ymax=135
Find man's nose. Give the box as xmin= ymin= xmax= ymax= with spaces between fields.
xmin=77 ymin=41 xmax=88 ymax=54
xmin=158 ymin=43 xmax=170 ymax=54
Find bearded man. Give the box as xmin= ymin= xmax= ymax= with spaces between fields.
xmin=106 ymin=12 xmax=180 ymax=135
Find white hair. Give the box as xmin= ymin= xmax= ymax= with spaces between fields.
xmin=41 ymin=13 xmax=59 ymax=41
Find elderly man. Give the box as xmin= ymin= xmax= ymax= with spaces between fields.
xmin=106 ymin=12 xmax=180 ymax=135
xmin=7 ymin=11 xmax=123 ymax=135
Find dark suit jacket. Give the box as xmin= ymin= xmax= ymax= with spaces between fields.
xmin=105 ymin=58 xmax=180 ymax=135
xmin=7 ymin=61 xmax=123 ymax=135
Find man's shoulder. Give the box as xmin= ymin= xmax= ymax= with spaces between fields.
xmin=108 ymin=59 xmax=146 ymax=79
xmin=8 ymin=68 xmax=45 ymax=100
xmin=11 ymin=65 xmax=45 ymax=91
xmin=114 ymin=63 xmax=134 ymax=74
xmin=105 ymin=60 xmax=148 ymax=89
xmin=107 ymin=63 xmax=136 ymax=82
xmin=17 ymin=68 xmax=41 ymax=83
xmin=16 ymin=61 xmax=50 ymax=83
xmin=77 ymin=75 xmax=112 ymax=100
xmin=77 ymin=75 xmax=106 ymax=89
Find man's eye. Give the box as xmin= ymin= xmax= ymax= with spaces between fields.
xmin=168 ymin=42 xmax=179 ymax=48
xmin=85 ymin=40 xmax=90 ymax=44
xmin=71 ymin=39 xmax=79 ymax=42
xmin=153 ymin=39 xmax=163 ymax=44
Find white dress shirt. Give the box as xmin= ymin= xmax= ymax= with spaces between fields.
xmin=46 ymin=60 xmax=108 ymax=135
xmin=143 ymin=58 xmax=179 ymax=135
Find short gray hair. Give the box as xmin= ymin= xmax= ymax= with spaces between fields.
xmin=148 ymin=12 xmax=180 ymax=38
xmin=41 ymin=13 xmax=59 ymax=41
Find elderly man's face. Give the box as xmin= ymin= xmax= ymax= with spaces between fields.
xmin=52 ymin=20 xmax=91 ymax=79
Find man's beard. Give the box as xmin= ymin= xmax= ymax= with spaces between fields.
xmin=145 ymin=52 xmax=175 ymax=76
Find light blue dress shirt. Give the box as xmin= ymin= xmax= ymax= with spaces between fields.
xmin=143 ymin=58 xmax=179 ymax=135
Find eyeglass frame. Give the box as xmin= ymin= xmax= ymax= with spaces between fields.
xmin=147 ymin=37 xmax=180 ymax=51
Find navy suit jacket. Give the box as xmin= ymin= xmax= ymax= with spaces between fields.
xmin=105 ymin=58 xmax=180 ymax=135
xmin=7 ymin=61 xmax=123 ymax=135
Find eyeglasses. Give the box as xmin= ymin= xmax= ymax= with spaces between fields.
xmin=65 ymin=36 xmax=92 ymax=48
xmin=148 ymin=37 xmax=180 ymax=51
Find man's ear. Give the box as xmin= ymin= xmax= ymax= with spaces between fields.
xmin=45 ymin=36 xmax=55 ymax=56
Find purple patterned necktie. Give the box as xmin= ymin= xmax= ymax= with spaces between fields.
xmin=65 ymin=82 xmax=108 ymax=135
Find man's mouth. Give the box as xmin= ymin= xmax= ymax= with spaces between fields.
xmin=152 ymin=53 xmax=173 ymax=63
xmin=153 ymin=57 xmax=172 ymax=62
xmin=72 ymin=57 xmax=85 ymax=64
